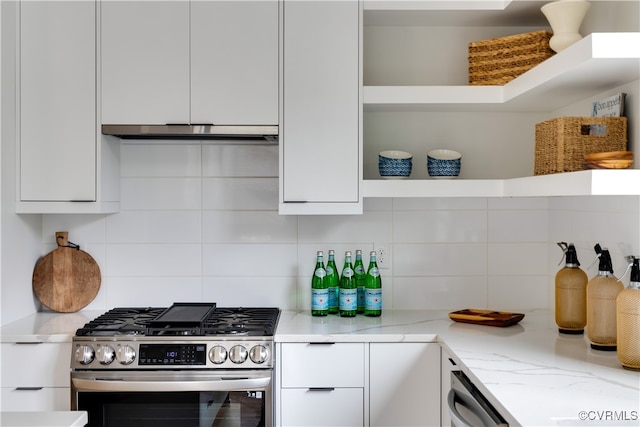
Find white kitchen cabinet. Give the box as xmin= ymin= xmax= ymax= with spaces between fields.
xmin=281 ymin=388 xmax=364 ymax=427
xmin=101 ymin=0 xmax=278 ymax=127
xmin=191 ymin=1 xmax=278 ymax=126
xmin=277 ymin=341 xmax=442 ymax=426
xmin=279 ymin=343 xmax=365 ymax=426
xmin=369 ymin=342 xmax=440 ymax=427
xmin=1 ymin=342 xmax=72 ymax=411
xmin=17 ymin=0 xmax=119 ymax=214
xmin=360 ymin=0 xmax=640 ymax=199
xmin=280 ymin=0 xmax=361 ymax=215
xmin=101 ymin=0 xmax=190 ymax=125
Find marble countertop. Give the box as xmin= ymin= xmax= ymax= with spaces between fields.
xmin=0 ymin=310 xmax=103 ymax=343
xmin=0 ymin=411 xmax=87 ymax=427
xmin=2 ymin=309 xmax=638 ymax=426
xmin=276 ymin=309 xmax=640 ymax=427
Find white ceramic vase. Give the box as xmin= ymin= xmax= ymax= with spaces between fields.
xmin=541 ymin=0 xmax=591 ymax=53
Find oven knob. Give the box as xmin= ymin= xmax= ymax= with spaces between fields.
xmin=75 ymin=345 xmax=95 ymax=365
xmin=116 ymin=345 xmax=136 ymax=365
xmin=209 ymin=345 xmax=228 ymax=364
xmin=96 ymin=345 xmax=116 ymax=365
xmin=249 ymin=345 xmax=269 ymax=364
xmin=229 ymin=345 xmax=248 ymax=364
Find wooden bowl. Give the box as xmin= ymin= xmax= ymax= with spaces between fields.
xmin=584 ymin=151 xmax=633 ymax=169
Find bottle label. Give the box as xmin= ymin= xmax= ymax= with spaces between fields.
xmin=339 ymin=288 xmax=357 ymax=310
xmin=369 ymin=267 xmax=380 ymax=278
xmin=326 ymin=266 xmax=334 ymax=275
xmin=357 ymin=286 xmax=365 ymax=308
xmin=328 ymin=286 xmax=338 ymax=308
xmin=312 ymin=288 xmax=329 ymax=310
xmin=314 ymin=268 xmax=326 ymax=278
xmin=355 ymin=265 xmax=365 ymax=275
xmin=342 ymin=268 xmax=354 ymax=278
xmin=365 ymin=289 xmax=382 ymax=310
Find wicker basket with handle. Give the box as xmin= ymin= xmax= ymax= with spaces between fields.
xmin=534 ymin=116 xmax=628 ymax=175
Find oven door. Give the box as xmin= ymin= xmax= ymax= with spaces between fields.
xmin=71 ymin=370 xmax=273 ymax=427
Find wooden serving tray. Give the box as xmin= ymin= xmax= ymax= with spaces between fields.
xmin=449 ymin=309 xmax=525 ymax=327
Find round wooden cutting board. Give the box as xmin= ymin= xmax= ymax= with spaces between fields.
xmin=32 ymin=232 xmax=101 ymax=313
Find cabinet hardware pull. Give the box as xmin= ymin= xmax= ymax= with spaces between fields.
xmin=308 ymin=342 xmax=335 ymax=345
xmin=448 ymin=357 xmax=457 ymax=366
xmin=309 ymin=387 xmax=335 ymax=392
xmin=15 ymin=387 xmax=43 ymax=391
xmin=283 ymin=201 xmax=308 ymax=203
xmin=15 ymin=341 xmax=43 ymax=345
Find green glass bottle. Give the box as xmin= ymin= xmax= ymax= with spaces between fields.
xmin=339 ymin=251 xmax=357 ymax=317
xmin=354 ymin=249 xmax=366 ymax=314
xmin=311 ymin=251 xmax=329 ymax=316
xmin=364 ymin=251 xmax=382 ymax=317
xmin=326 ymin=250 xmax=339 ymax=314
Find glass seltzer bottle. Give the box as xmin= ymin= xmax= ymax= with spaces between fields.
xmin=364 ymin=251 xmax=382 ymax=317
xmin=339 ymin=251 xmax=357 ymax=317
xmin=311 ymin=251 xmax=328 ymax=316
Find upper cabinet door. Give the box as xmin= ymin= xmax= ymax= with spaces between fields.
xmin=191 ymin=1 xmax=279 ymax=126
xmin=101 ymin=0 xmax=190 ymax=124
xmin=281 ymin=0 xmax=360 ymax=213
xmin=20 ymin=0 xmax=96 ymax=202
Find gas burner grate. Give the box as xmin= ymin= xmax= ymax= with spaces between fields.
xmin=75 ymin=306 xmax=280 ymax=337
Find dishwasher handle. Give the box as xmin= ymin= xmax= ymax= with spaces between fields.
xmin=448 ymin=371 xmax=509 ymax=427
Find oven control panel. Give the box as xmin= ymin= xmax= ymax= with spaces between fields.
xmin=139 ymin=344 xmax=208 ymax=366
xmin=71 ymin=339 xmax=274 ymax=370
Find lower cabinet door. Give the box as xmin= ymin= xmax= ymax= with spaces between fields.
xmin=1 ymin=387 xmax=70 ymax=411
xmin=281 ymin=388 xmax=364 ymax=427
xmin=369 ymin=342 xmax=440 ymax=427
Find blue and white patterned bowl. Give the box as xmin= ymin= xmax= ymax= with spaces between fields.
xmin=379 ymin=151 xmax=413 ymax=179
xmin=427 ymin=149 xmax=461 ymax=178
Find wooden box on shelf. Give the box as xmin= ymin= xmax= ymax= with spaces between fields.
xmin=468 ymin=30 xmax=555 ymax=86
xmin=534 ymin=116 xmax=628 ymax=175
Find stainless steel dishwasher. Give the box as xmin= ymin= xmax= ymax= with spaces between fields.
xmin=448 ymin=370 xmax=509 ymax=427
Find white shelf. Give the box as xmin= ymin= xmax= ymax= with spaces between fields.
xmin=362 ymin=170 xmax=640 ymax=198
xmin=364 ymin=33 xmax=640 ymax=112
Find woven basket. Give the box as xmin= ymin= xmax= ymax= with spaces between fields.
xmin=468 ymin=30 xmax=555 ymax=86
xmin=534 ymin=117 xmax=628 ymax=175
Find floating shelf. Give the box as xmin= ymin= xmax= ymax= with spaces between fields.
xmin=362 ymin=170 xmax=640 ymax=198
xmin=363 ymin=33 xmax=640 ymax=112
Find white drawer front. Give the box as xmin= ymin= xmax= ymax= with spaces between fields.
xmin=1 ymin=387 xmax=70 ymax=411
xmin=1 ymin=343 xmax=71 ymax=387
xmin=281 ymin=343 xmax=364 ymax=388
xmin=281 ymin=388 xmax=363 ymax=427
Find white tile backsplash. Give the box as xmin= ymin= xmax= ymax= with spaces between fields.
xmin=202 ymin=244 xmax=298 ymax=277
xmin=202 ymin=211 xmax=297 ymax=243
xmin=121 ymin=177 xmax=202 ymax=210
xmin=202 ymin=177 xmax=278 ymax=210
xmin=394 ymin=210 xmax=486 ymax=243
xmin=37 ymin=145 xmax=640 ymax=312
xmin=107 ymin=243 xmax=202 ymax=277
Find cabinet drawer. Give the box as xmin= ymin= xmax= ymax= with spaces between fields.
xmin=1 ymin=343 xmax=71 ymax=387
xmin=280 ymin=343 xmax=364 ymax=388
xmin=281 ymin=388 xmax=364 ymax=427
xmin=1 ymin=387 xmax=70 ymax=411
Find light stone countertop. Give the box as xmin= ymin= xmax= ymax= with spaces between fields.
xmin=275 ymin=309 xmax=640 ymax=427
xmin=0 ymin=411 xmax=87 ymax=427
xmin=0 ymin=311 xmax=104 ymax=343
xmin=2 ymin=309 xmax=638 ymax=426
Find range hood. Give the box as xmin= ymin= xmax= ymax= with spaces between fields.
xmin=102 ymin=124 xmax=278 ymax=142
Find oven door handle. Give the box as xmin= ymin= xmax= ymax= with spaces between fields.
xmin=72 ymin=376 xmax=271 ymax=393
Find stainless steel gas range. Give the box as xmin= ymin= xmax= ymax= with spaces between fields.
xmin=70 ymin=303 xmax=280 ymax=427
